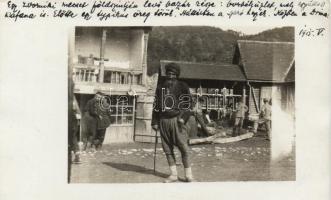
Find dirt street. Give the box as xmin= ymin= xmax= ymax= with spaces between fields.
xmin=70 ymin=133 xmax=295 ymax=183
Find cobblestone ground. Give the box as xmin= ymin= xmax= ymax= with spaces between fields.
xmin=70 ymin=132 xmax=295 ymax=183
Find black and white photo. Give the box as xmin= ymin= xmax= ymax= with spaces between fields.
xmin=68 ymin=26 xmax=295 ymax=183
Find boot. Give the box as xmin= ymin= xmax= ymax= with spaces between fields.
xmin=73 ymin=152 xmax=81 ymax=164
xmin=232 ymin=127 xmax=238 ymax=137
xmin=184 ymin=167 xmax=195 ymax=182
xmin=164 ymin=165 xmax=178 ymax=183
xmin=237 ymin=128 xmax=242 ymax=136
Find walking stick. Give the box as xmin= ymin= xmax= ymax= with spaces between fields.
xmin=153 ymin=129 xmax=158 ymax=173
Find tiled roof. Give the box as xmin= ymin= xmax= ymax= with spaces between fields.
xmin=236 ymin=40 xmax=294 ymax=82
xmin=160 ymin=60 xmax=246 ymax=81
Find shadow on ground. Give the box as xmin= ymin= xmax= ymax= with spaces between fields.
xmin=103 ymin=162 xmax=168 ymax=178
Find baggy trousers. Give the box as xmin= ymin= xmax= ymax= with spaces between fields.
xmin=81 ymin=112 xmax=97 ymax=149
xmin=95 ymin=128 xmax=107 ymax=148
xmin=159 ymin=117 xmax=191 ymax=168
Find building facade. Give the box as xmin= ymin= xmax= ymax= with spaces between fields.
xmin=139 ymin=40 xmax=295 ymax=141
xmin=69 ymin=33 xmax=295 ymax=143
xmin=69 ymin=27 xmax=151 ymax=143
xmin=233 ymin=40 xmax=295 ymax=119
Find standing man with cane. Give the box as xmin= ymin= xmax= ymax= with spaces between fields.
xmin=151 ymin=63 xmax=194 ymax=183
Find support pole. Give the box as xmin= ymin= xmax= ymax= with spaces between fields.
xmin=142 ymin=31 xmax=149 ymax=86
xmin=99 ymin=28 xmax=107 ymax=83
xmin=243 ymin=83 xmax=246 ymax=105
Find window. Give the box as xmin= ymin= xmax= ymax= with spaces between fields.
xmin=108 ymin=95 xmax=135 ymax=126
xmin=103 ymin=71 xmax=142 ymax=85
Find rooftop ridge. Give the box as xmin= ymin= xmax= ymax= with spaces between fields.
xmin=160 ymin=60 xmax=237 ymax=67
xmin=237 ymin=40 xmax=294 ymax=45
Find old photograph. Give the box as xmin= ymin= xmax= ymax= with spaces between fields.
xmin=68 ymin=26 xmax=295 ymax=183
xmin=1 ymin=0 xmax=330 ymax=199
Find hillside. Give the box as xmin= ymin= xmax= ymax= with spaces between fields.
xmin=147 ymin=26 xmax=294 ymax=75
xmin=242 ymin=27 xmax=294 ymax=42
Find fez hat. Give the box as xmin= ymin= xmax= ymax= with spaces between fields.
xmin=165 ymin=63 xmax=180 ymax=76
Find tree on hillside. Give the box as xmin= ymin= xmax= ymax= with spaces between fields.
xmin=147 ymin=26 xmax=294 ymax=75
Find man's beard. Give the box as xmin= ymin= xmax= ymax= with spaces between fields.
xmin=164 ymin=78 xmax=177 ymax=88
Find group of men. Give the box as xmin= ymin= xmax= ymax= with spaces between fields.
xmin=152 ymin=63 xmax=273 ymax=183
xmin=233 ymin=97 xmax=272 ymax=140
xmin=70 ymin=62 xmax=272 ymax=183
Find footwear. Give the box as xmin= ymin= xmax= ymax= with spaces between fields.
xmin=95 ymin=144 xmax=102 ymax=151
xmin=89 ymin=145 xmax=97 ymax=152
xmin=184 ymin=176 xmax=196 ymax=182
xmin=184 ymin=167 xmax=195 ymax=182
xmin=237 ymin=128 xmax=242 ymax=136
xmin=163 ymin=165 xmax=178 ymax=183
xmin=163 ymin=175 xmax=178 ymax=183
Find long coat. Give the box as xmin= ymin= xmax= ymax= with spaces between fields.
xmin=81 ymin=97 xmax=112 ymax=141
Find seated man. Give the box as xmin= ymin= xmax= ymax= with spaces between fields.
xmin=182 ymin=114 xmax=217 ymax=145
xmin=180 ymin=101 xmax=218 ymax=145
xmin=180 ymin=99 xmax=216 ymax=138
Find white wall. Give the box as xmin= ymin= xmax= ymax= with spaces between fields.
xmin=129 ymin=30 xmax=144 ymax=69
xmin=104 ymin=28 xmax=130 ymax=68
xmin=74 ymin=28 xmax=144 ymax=71
xmin=75 ymin=27 xmax=102 ymax=60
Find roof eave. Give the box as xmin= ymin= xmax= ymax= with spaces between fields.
xmin=247 ymin=79 xmax=294 ymax=83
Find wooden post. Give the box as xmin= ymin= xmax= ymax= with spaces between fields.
xmin=83 ymin=70 xmax=86 ymax=82
xmin=99 ymin=28 xmax=107 ymax=83
xmin=243 ymin=83 xmax=246 ymax=105
xmin=142 ymin=31 xmax=149 ymax=86
xmin=111 ymin=72 xmax=115 ymax=83
xmin=251 ymin=86 xmax=260 ymax=113
xmin=78 ymin=70 xmax=81 ymax=82
xmin=249 ymin=84 xmax=252 ymax=113
xmin=133 ymin=95 xmax=136 ymax=141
